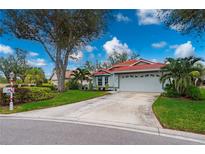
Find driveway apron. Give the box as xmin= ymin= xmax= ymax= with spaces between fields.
xmin=9 ymin=92 xmax=161 ymax=128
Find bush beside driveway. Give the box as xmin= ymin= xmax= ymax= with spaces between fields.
xmin=0 ymin=90 xmax=107 ymax=114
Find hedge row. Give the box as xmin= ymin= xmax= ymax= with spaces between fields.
xmin=0 ymin=87 xmax=56 ymax=106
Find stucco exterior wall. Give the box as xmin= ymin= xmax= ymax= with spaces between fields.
xmin=94 ymin=71 xmax=163 ymax=92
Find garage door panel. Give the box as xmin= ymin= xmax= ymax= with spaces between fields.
xmin=119 ymin=73 xmax=163 ymax=92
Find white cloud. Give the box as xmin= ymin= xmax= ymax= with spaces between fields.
xmin=28 ymin=58 xmax=47 ymax=66
xmin=136 ymin=9 xmax=160 ymax=25
xmin=84 ymin=45 xmax=96 ymax=52
xmin=0 ymin=44 xmax=14 ymax=54
xmin=151 ymin=59 xmax=158 ymax=62
xmin=169 ymin=44 xmax=179 ymax=49
xmin=115 ymin=13 xmax=130 ymax=22
xmin=152 ymin=41 xmax=167 ymax=48
xmin=174 ymin=41 xmax=195 ymax=58
xmin=103 ymin=37 xmax=132 ymax=55
xmin=29 ymin=51 xmax=39 ymax=57
xmin=70 ymin=50 xmax=83 ymax=61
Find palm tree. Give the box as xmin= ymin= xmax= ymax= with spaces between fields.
xmin=72 ymin=68 xmax=91 ymax=89
xmin=160 ymin=56 xmax=203 ymax=95
xmin=190 ymin=62 xmax=205 ymax=86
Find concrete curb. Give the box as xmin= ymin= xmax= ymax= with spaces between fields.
xmin=0 ymin=115 xmax=204 ymax=144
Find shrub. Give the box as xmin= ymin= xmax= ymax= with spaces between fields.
xmin=65 ymin=80 xmax=80 ymax=90
xmin=105 ymin=84 xmax=109 ymax=91
xmin=0 ymin=87 xmax=56 ymax=106
xmin=88 ymin=82 xmax=93 ymax=90
xmin=186 ymin=85 xmax=202 ymax=100
xmin=41 ymin=83 xmax=56 ymax=91
xmin=200 ymin=88 xmax=205 ymax=100
xmin=163 ymin=84 xmax=180 ymax=98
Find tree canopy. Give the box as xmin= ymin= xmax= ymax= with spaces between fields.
xmin=2 ymin=10 xmax=110 ymax=91
xmin=107 ymin=51 xmax=140 ymax=65
xmin=160 ymin=56 xmax=204 ymax=95
xmin=160 ymin=10 xmax=205 ymax=37
xmin=25 ymin=67 xmax=45 ymax=86
xmin=0 ymin=48 xmax=29 ymax=82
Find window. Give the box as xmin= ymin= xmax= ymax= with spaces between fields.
xmin=126 ymin=75 xmax=129 ymax=78
xmin=105 ymin=76 xmax=108 ymax=85
xmin=130 ymin=75 xmax=134 ymax=78
xmin=135 ymin=75 xmax=138 ymax=78
xmin=145 ymin=74 xmax=149 ymax=77
xmin=98 ymin=77 xmax=102 ymax=86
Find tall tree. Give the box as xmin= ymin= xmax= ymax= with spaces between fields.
xmin=108 ymin=51 xmax=129 ymax=65
xmin=160 ymin=10 xmax=205 ymax=37
xmin=2 ymin=10 xmax=109 ymax=92
xmin=0 ymin=48 xmax=29 ymax=82
xmin=130 ymin=52 xmax=140 ymax=60
xmin=107 ymin=51 xmax=140 ymax=65
xmin=15 ymin=48 xmax=30 ymax=82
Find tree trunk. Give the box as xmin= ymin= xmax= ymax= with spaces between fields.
xmin=195 ymin=78 xmax=198 ymax=86
xmin=56 ymin=68 xmax=66 ymax=92
xmin=56 ymin=55 xmax=66 ymax=92
xmin=80 ymin=80 xmax=83 ymax=90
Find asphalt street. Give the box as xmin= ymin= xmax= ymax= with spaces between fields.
xmin=0 ymin=118 xmax=201 ymax=145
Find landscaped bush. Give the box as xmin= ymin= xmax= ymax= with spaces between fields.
xmin=41 ymin=83 xmax=56 ymax=91
xmin=65 ymin=80 xmax=80 ymax=90
xmin=88 ymin=82 xmax=93 ymax=90
xmin=186 ymin=85 xmax=202 ymax=100
xmin=163 ymin=84 xmax=180 ymax=98
xmin=200 ymin=88 xmax=205 ymax=100
xmin=0 ymin=87 xmax=56 ymax=106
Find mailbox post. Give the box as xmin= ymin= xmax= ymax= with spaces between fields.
xmin=9 ymin=72 xmax=15 ymax=111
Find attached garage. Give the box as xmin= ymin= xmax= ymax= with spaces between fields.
xmin=119 ymin=72 xmax=163 ymax=92
xmin=93 ymin=59 xmax=166 ymax=93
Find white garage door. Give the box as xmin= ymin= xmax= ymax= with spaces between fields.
xmin=119 ymin=72 xmax=163 ymax=92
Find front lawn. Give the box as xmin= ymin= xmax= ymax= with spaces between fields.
xmin=0 ymin=90 xmax=107 ymax=114
xmin=153 ymin=94 xmax=205 ymax=134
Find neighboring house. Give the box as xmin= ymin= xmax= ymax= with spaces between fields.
xmin=93 ymin=59 xmax=166 ymax=92
xmin=50 ymin=70 xmax=91 ymax=87
xmin=50 ymin=70 xmax=74 ymax=86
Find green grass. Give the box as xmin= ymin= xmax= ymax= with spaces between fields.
xmin=200 ymin=88 xmax=205 ymax=100
xmin=0 ymin=90 xmax=107 ymax=114
xmin=153 ymin=89 xmax=205 ymax=134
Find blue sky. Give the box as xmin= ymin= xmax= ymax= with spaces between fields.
xmin=0 ymin=10 xmax=205 ymax=77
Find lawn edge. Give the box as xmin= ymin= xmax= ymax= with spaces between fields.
xmin=152 ymin=96 xmax=205 ymax=135
xmin=0 ymin=91 xmax=109 ymax=114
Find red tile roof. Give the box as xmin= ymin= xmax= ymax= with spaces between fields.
xmin=112 ymin=59 xmax=139 ymax=66
xmin=93 ymin=59 xmax=165 ymax=76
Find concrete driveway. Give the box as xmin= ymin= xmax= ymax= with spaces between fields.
xmin=10 ymin=92 xmax=161 ymax=128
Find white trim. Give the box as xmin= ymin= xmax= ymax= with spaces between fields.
xmin=95 ymin=69 xmax=161 ymax=76
xmin=130 ymin=59 xmax=153 ymax=66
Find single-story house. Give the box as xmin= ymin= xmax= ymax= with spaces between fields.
xmin=50 ymin=70 xmax=74 ymax=86
xmin=93 ymin=59 xmax=166 ymax=92
xmin=50 ymin=70 xmax=91 ymax=87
